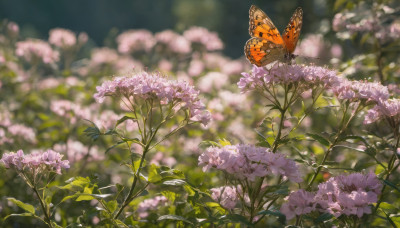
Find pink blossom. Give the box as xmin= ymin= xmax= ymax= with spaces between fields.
xmin=183 ymin=26 xmax=223 ymax=51
xmin=210 ymin=186 xmax=239 ymax=209
xmin=332 ymin=79 xmax=389 ymax=103
xmin=280 ymin=190 xmax=316 ymax=220
xmin=314 ymin=172 xmax=382 ymax=218
xmin=1 ymin=149 xmax=70 ymax=174
xmin=137 ymin=196 xmax=168 ymax=218
xmin=94 ymin=72 xmax=211 ymax=126
xmin=49 ymin=28 xmax=77 ymax=48
xmin=239 ymin=64 xmax=339 ymax=94
xmin=199 ymin=144 xmax=301 ymax=182
xmin=364 ymin=98 xmax=400 ymax=124
xmin=117 ymin=29 xmax=155 ymax=53
xmin=16 ymin=39 xmax=59 ymax=64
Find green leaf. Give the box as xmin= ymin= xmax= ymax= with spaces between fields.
xmin=83 ymin=120 xmax=102 ymax=141
xmin=60 ymin=176 xmax=91 ymax=190
xmin=219 ymin=214 xmax=253 ymax=226
xmin=306 ymin=133 xmax=330 ymax=147
xmin=105 ymin=141 xmax=124 ymax=153
xmin=106 ymin=200 xmax=118 ymax=213
xmin=7 ymin=198 xmax=35 ymax=214
xmin=148 ymin=164 xmax=162 ymax=183
xmin=114 ymin=219 xmax=130 ymax=228
xmin=334 ymin=0 xmax=347 ymax=10
xmin=4 ymin=213 xmax=35 ymax=220
xmin=257 ymin=210 xmax=285 ymax=224
xmin=116 ymin=115 xmax=137 ymax=127
xmin=157 ymin=215 xmax=194 ymax=225
xmin=315 ymin=213 xmax=333 ymax=223
xmin=163 ymin=179 xmax=186 ymax=186
xmin=383 ymin=179 xmax=400 ymax=193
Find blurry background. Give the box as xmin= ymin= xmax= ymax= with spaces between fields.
xmin=0 ymin=0 xmax=335 ymax=58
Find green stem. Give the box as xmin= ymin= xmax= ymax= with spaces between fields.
xmin=307 ymin=102 xmax=362 ymax=190
xmin=32 ymin=186 xmax=53 ymax=228
xmin=374 ymin=135 xmax=400 ymax=212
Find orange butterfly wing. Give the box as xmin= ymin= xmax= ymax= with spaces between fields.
xmin=248 ymin=5 xmax=285 ymax=45
xmin=246 ymin=5 xmax=286 ymax=66
xmin=244 ymin=38 xmax=285 ymax=67
xmin=282 ymin=7 xmax=303 ymax=54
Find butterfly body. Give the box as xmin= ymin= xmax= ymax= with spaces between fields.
xmin=245 ymin=5 xmax=303 ymax=66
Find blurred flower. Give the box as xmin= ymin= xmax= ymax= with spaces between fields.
xmin=16 ymin=39 xmax=59 ymax=64
xmin=210 ymin=186 xmax=240 ymax=209
xmin=155 ymin=30 xmax=191 ymax=54
xmin=221 ymin=60 xmax=244 ymax=76
xmin=78 ymin=32 xmax=89 ymax=45
xmin=51 ymin=100 xmax=90 ymax=125
xmin=158 ymin=59 xmax=173 ymax=72
xmin=53 ymin=139 xmax=103 ymax=163
xmin=1 ymin=149 xmax=70 ymax=174
xmin=49 ymin=28 xmax=77 ymax=48
xmin=280 ymin=189 xmax=316 ymax=220
xmin=295 ymin=34 xmax=324 ymax=58
xmin=90 ymin=47 xmax=119 ymax=66
xmin=330 ymin=44 xmax=343 ymax=58
xmin=389 ymin=20 xmax=400 ymax=39
xmin=199 ymin=144 xmax=302 ymax=182
xmin=183 ymin=26 xmax=223 ymax=51
xmin=150 ymin=152 xmax=176 ymax=167
xmin=7 ymin=124 xmax=36 ymax=144
xmin=38 ymin=78 xmax=61 ymax=90
xmin=197 ymin=71 xmax=228 ymax=92
xmin=188 ymin=58 xmax=205 ymax=77
xmin=137 ymin=196 xmax=168 ymax=218
xmin=7 ymin=21 xmax=19 ymax=38
xmin=94 ymin=72 xmax=211 ymax=126
xmin=117 ymin=29 xmax=155 ymax=53
xmin=332 ymin=13 xmax=347 ymax=32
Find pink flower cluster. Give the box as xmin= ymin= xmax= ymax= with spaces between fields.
xmin=198 ymin=144 xmax=302 ymax=182
xmin=1 ymin=149 xmax=70 ymax=174
xmin=280 ymin=189 xmax=315 ymax=220
xmin=281 ymin=173 xmax=382 ymax=220
xmin=155 ymin=30 xmax=191 ymax=54
xmin=49 ymin=28 xmax=77 ymax=48
xmin=16 ymin=39 xmax=60 ymax=64
xmin=364 ymin=98 xmax=400 ymax=125
xmin=210 ymin=186 xmax=240 ymax=209
xmin=183 ymin=26 xmax=224 ymax=51
xmin=93 ymin=72 xmax=211 ymax=126
xmin=238 ymin=64 xmax=338 ymax=93
xmin=117 ymin=29 xmax=155 ymax=53
xmin=137 ymin=196 xmax=168 ymax=218
xmin=331 ymin=79 xmax=389 ymax=103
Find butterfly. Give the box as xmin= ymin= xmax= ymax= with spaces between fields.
xmin=244 ymin=5 xmax=303 ymax=66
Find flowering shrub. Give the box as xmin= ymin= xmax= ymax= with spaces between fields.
xmin=1 ymin=1 xmax=400 ymax=226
